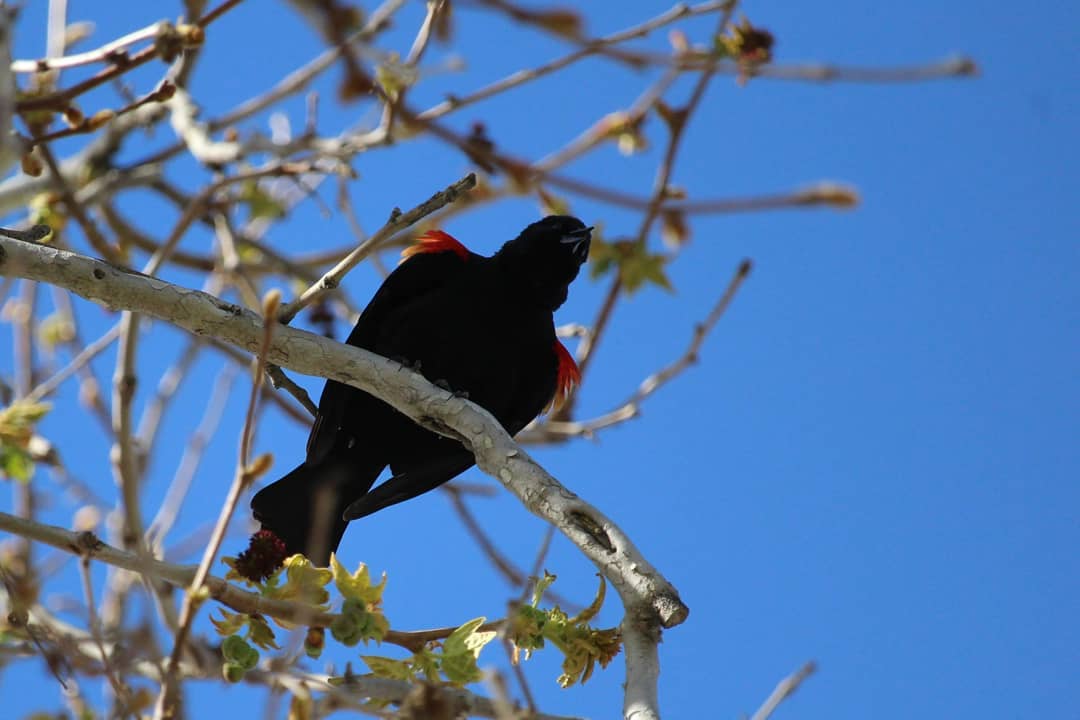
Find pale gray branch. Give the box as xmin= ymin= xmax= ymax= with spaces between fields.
xmin=1 ymin=233 xmax=689 ymax=718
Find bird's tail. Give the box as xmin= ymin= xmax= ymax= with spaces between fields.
xmin=250 ymin=457 xmax=380 ymax=566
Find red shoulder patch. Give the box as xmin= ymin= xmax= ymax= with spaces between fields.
xmin=401 ymin=229 xmax=469 ymax=262
xmin=545 ymin=340 xmax=581 ymax=414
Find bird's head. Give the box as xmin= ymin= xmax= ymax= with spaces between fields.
xmin=496 ymin=215 xmax=593 ymax=311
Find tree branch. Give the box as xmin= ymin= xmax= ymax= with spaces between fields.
xmin=1 ymin=232 xmax=689 ymax=718
xmin=0 ymin=510 xmax=504 ymax=655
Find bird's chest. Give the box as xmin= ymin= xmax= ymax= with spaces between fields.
xmin=373 ymin=276 xmax=556 ymax=410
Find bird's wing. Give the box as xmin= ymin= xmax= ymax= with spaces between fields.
xmin=305 ymin=238 xmax=473 ymax=464
xmin=344 ymin=338 xmax=580 ymax=520
xmin=503 ymin=339 xmax=579 ymax=436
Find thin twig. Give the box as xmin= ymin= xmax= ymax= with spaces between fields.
xmin=265 ymin=364 xmax=318 ymax=416
xmin=12 ymin=21 xmax=166 ymax=73
xmin=47 ymin=286 xmax=113 ymax=432
xmin=15 ymin=0 xmax=245 ymax=113
xmin=199 ymin=0 xmax=407 ymax=130
xmin=444 ymin=485 xmax=579 ymax=612
xmin=0 ymin=566 xmax=72 ymax=690
xmin=35 ymin=142 xmax=119 ymax=262
xmin=78 ymin=552 xmax=132 ymax=712
xmin=561 ymin=5 xmax=737 ymax=432
xmin=0 ymin=510 xmax=501 ymax=653
xmin=527 ymin=260 xmax=751 ymax=442
xmin=9 ymin=276 xmax=38 ymax=623
xmin=146 ymin=367 xmax=237 ymax=551
xmin=750 ymin=661 xmax=818 ymax=720
xmin=205 ymin=337 xmax=313 ymax=425
xmin=276 ymin=172 xmax=477 ymax=324
xmin=111 ymin=309 xmax=144 ymax=552
xmin=419 ymin=1 xmax=729 ymax=121
xmin=156 ymin=290 xmax=278 ymax=719
xmin=136 ymin=339 xmax=204 ymax=469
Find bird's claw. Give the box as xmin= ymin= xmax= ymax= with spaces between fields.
xmin=390 ymin=355 xmax=422 ymax=372
xmin=433 ymin=378 xmax=469 ymax=399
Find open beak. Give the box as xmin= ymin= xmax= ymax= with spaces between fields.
xmin=561 ymin=225 xmax=594 ymax=262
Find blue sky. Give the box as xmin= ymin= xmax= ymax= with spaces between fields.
xmin=1 ymin=1 xmax=1076 ymax=718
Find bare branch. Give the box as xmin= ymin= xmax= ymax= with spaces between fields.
xmin=1 ymin=233 xmax=688 ymax=719
xmin=264 ymin=364 xmax=318 ymax=416
xmin=276 ymin=172 xmax=477 ymax=324
xmin=146 ymin=367 xmax=237 ymax=551
xmin=0 ymin=236 xmax=688 ymax=624
xmin=0 ymin=510 xmax=499 ymax=652
xmin=0 ymin=2 xmax=977 ymax=715
xmin=14 ymin=0 xmax=246 ymax=114
xmin=12 ymin=21 xmax=167 ymax=74
xmin=157 ymin=289 xmax=279 ymax=719
xmin=750 ymin=661 xmax=818 ymax=720
xmin=419 ymin=1 xmax=730 ymax=122
xmin=526 ymin=259 xmax=751 ymax=443
xmin=77 ymin=553 xmax=132 ymax=710
xmin=562 ymin=4 xmax=738 ymax=429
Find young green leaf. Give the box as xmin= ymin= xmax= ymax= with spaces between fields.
xmin=0 ymin=446 xmax=34 ymax=483
xmin=247 ymin=614 xmax=280 ymax=651
xmin=264 ymin=555 xmax=332 ymax=607
xmin=209 ymin=609 xmax=248 ymax=637
xmin=440 ymin=617 xmax=498 ymax=686
xmin=531 ymin=571 xmax=558 ymax=608
xmin=361 ymin=655 xmax=415 ymax=681
xmin=221 ymin=634 xmax=260 ymax=672
xmin=570 ymin=575 xmax=606 ymax=626
xmin=330 ymin=554 xmax=386 ymax=606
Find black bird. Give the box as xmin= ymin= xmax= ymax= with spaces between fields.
xmin=251 ymin=216 xmax=592 ymax=564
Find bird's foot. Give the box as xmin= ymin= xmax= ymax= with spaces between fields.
xmin=390 ymin=355 xmax=422 ymax=372
xmin=433 ymin=378 xmax=469 ymax=399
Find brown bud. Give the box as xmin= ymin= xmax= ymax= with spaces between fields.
xmin=799 ymin=183 xmax=860 ymax=209
xmin=20 ymin=150 xmax=43 ymax=177
xmin=245 ymin=453 xmax=274 ymax=482
xmin=155 ymin=81 xmax=177 ymax=101
xmin=62 ymin=105 xmax=84 ymax=128
xmin=176 ymin=24 xmax=205 ymax=47
xmin=86 ymin=109 xmax=116 ymax=131
xmin=262 ymin=288 xmax=282 ymax=318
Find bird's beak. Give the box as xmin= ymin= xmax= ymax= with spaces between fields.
xmin=561 ymin=226 xmax=593 ymax=262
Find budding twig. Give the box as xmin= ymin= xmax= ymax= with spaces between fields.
xmin=528 ymin=259 xmax=752 ymax=442
xmin=12 ymin=21 xmax=168 ymax=73
xmin=0 ymin=510 xmax=512 ymax=656
xmin=156 ymin=288 xmax=279 ymax=719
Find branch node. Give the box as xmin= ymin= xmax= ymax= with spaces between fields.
xmin=71 ymin=530 xmax=104 ymax=556
xmin=569 ymin=510 xmax=615 ymax=553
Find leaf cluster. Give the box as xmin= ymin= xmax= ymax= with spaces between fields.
xmin=508 ymin=572 xmax=622 ymax=688
xmin=214 ymin=553 xmax=389 ymax=680
xmin=0 ymin=400 xmax=51 ymax=483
